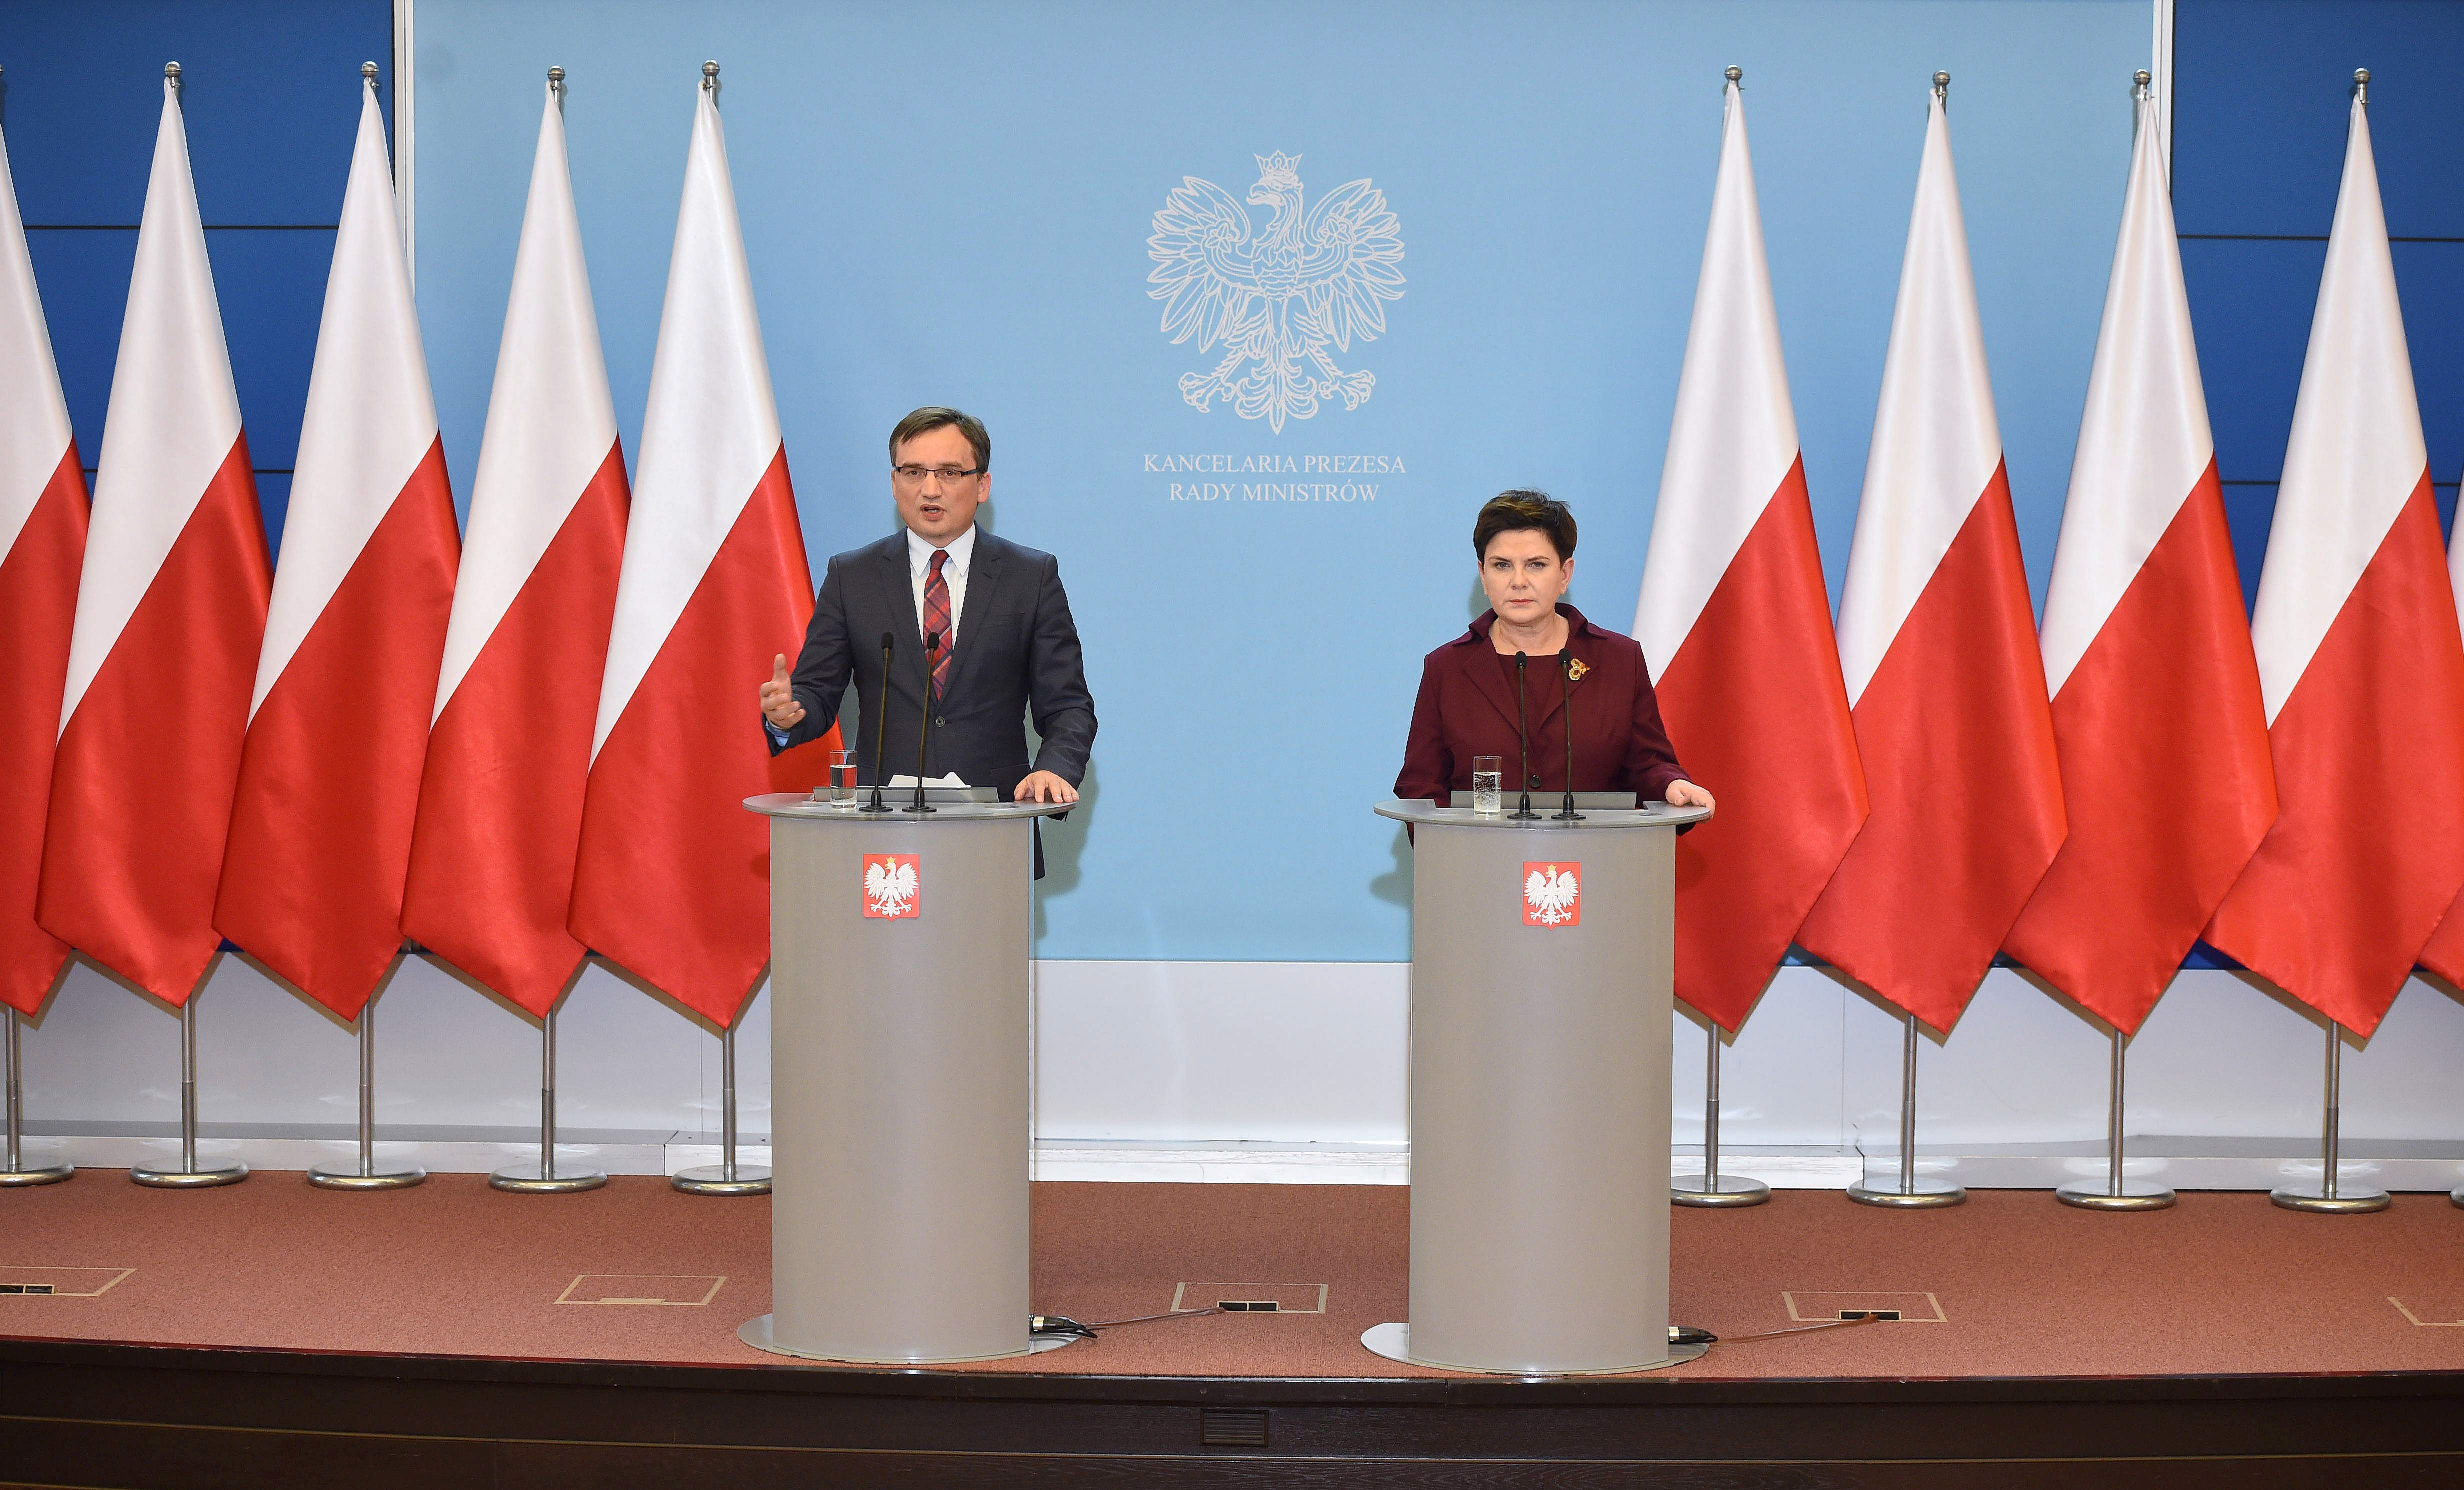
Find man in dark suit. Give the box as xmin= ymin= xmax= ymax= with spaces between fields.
xmin=760 ymin=407 xmax=1095 ymax=812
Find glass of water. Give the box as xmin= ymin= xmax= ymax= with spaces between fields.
xmin=1472 ymin=755 xmax=1504 ymax=816
xmin=828 ymin=748 xmax=858 ymax=808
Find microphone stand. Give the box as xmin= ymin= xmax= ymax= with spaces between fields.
xmin=908 ymin=630 xmax=942 ymax=815
xmin=1510 ymin=652 xmax=1540 ymax=821
xmin=1554 ymin=652 xmax=1584 ymax=822
xmin=862 ymin=632 xmax=896 ymax=814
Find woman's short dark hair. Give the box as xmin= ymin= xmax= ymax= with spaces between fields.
xmin=890 ymin=406 xmax=991 ymax=473
xmin=1474 ymin=490 xmax=1576 ymax=561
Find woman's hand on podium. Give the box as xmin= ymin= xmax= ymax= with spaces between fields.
xmin=1666 ymin=779 xmax=1715 ymax=815
xmin=761 ymin=654 xmax=806 ymax=730
xmin=1015 ymin=771 xmax=1080 ymax=804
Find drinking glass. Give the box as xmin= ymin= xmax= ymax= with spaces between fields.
xmin=828 ymin=748 xmax=859 ymax=808
xmin=1472 ymin=755 xmax=1504 ymax=816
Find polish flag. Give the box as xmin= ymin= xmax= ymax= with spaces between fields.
xmin=214 ymin=76 xmax=458 ymax=1021
xmin=1636 ymin=76 xmax=1867 ymax=1033
xmin=2415 ymin=480 xmax=2464 ymax=989
xmin=401 ymin=82 xmax=628 ymax=1020
xmin=567 ymin=74 xmax=832 ymax=1029
xmin=0 ymin=112 xmax=90 ymax=1018
xmin=38 ymin=74 xmax=272 ymax=1006
xmin=2203 ymin=92 xmax=2464 ymax=1037
xmin=2000 ymin=90 xmax=2278 ymax=1036
xmin=1794 ymin=84 xmax=2066 ymax=1033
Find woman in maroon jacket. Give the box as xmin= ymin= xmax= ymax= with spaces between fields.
xmin=1396 ymin=492 xmax=1716 ymax=814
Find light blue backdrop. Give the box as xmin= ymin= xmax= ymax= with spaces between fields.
xmin=413 ymin=0 xmax=2143 ymax=964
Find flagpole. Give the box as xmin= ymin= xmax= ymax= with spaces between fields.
xmin=1672 ymin=1025 xmax=1768 ymax=1208
xmin=1 ymin=1010 xmax=72 ymax=1186
xmin=308 ymin=982 xmax=424 ymax=1190
xmin=1848 ymin=1012 xmax=1964 ymax=1208
xmin=491 ymin=1004 xmax=606 ymax=1194
xmin=131 ymin=990 xmax=248 ymax=1188
xmin=2270 ymin=1020 xmax=2387 ymax=1213
xmin=2056 ymin=1024 xmax=2172 ymax=1210
xmin=673 ymin=1016 xmax=770 ymax=1196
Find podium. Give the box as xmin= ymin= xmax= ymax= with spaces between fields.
xmin=737 ymin=791 xmax=1072 ymax=1364
xmin=1364 ymin=797 xmax=1712 ymax=1376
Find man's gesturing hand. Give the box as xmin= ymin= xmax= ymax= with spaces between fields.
xmin=760 ymin=654 xmax=806 ymax=730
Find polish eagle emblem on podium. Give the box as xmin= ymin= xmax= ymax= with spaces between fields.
xmin=1522 ymin=862 xmax=1580 ymax=928
xmin=862 ymin=854 xmax=921 ymax=920
xmin=1147 ymin=152 xmax=1406 ymax=432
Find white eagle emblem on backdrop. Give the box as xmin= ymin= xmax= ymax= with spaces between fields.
xmin=1523 ymin=862 xmax=1580 ymax=928
xmin=1146 ymin=152 xmax=1406 ymax=432
xmin=862 ymin=854 xmax=920 ymax=920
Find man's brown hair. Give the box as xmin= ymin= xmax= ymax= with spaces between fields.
xmin=890 ymin=406 xmax=991 ymax=472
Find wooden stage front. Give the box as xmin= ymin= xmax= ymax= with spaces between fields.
xmin=6 ymin=1175 xmax=2464 ymax=1486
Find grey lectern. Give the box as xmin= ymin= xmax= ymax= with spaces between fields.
xmin=737 ymin=792 xmax=1074 ymax=1365
xmin=1363 ymin=798 xmax=1712 ymax=1376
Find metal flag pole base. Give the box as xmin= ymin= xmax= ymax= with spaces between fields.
xmin=310 ymin=995 xmax=424 ymax=1191
xmin=1672 ymin=1028 xmax=1768 ymax=1208
xmin=1847 ymin=1013 xmax=1964 ymax=1209
xmin=2056 ymin=1024 xmax=2173 ymax=1212
xmin=2 ymin=1008 xmax=72 ymax=1186
xmin=674 ymin=1020 xmax=770 ymax=1196
xmin=131 ymin=996 xmax=248 ymax=1189
xmin=492 ymin=1008 xmax=606 ymax=1194
xmin=2270 ymin=1022 xmax=2388 ymax=1214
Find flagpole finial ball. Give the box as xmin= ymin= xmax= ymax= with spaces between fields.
xmin=1932 ymin=70 xmax=1950 ymax=93
xmin=2134 ymin=68 xmax=2152 ymax=86
xmin=164 ymin=61 xmax=182 ymax=80
xmin=362 ymin=61 xmax=380 ymax=82
xmin=1724 ymin=65 xmax=1742 ymax=85
xmin=704 ymin=60 xmax=721 ymax=80
xmin=2354 ymin=68 xmax=2370 ymax=84
xmin=548 ymin=66 xmax=564 ymax=85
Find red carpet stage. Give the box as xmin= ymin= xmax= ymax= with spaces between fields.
xmin=6 ymin=1177 xmax=2464 ymax=1486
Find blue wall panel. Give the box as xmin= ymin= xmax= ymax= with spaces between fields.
xmin=2176 ymin=0 xmax=2462 ymax=616
xmin=2 ymin=0 xmax=390 ymax=548
xmin=2174 ymin=0 xmax=2464 ymax=240
xmin=2178 ymin=237 xmax=2324 ymax=488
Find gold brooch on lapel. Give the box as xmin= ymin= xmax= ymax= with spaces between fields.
xmin=1566 ymin=658 xmax=1590 ymax=682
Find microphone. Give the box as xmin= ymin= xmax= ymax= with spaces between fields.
xmin=1554 ymin=652 xmax=1584 ymax=822
xmin=1510 ymin=652 xmax=1540 ymax=821
xmin=908 ymin=630 xmax=942 ymax=815
xmin=863 ymin=632 xmax=896 ymax=813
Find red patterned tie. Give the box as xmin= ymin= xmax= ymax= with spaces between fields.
xmin=922 ymin=548 xmax=954 ymax=695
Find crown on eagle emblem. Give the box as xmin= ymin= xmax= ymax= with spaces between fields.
xmin=1252 ymin=151 xmax=1303 ymax=189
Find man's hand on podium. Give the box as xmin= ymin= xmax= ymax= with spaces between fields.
xmin=761 ymin=654 xmax=806 ymax=730
xmin=1016 ymin=771 xmax=1079 ymax=805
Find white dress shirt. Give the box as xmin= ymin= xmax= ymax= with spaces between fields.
xmin=908 ymin=522 xmax=976 ymax=652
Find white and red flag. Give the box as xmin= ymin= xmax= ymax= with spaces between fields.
xmin=568 ymin=74 xmax=832 ymax=1029
xmin=2414 ymin=480 xmax=2464 ymax=988
xmin=215 ymin=76 xmax=458 ymax=1020
xmin=402 ymin=81 xmax=628 ymax=1020
xmin=2002 ymin=90 xmax=2276 ymax=1035
xmin=1636 ymin=77 xmax=1868 ymax=1032
xmin=0 ymin=110 xmax=90 ymax=1018
xmin=38 ymin=73 xmax=272 ymax=1006
xmin=2203 ymin=92 xmax=2464 ymax=1036
xmin=1795 ymin=84 xmax=2066 ymax=1033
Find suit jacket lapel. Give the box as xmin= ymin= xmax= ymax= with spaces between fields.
xmin=1464 ymin=637 xmax=1528 ymax=736
xmin=881 ymin=538 xmax=927 ymax=700
xmin=943 ymin=534 xmax=1005 ymax=702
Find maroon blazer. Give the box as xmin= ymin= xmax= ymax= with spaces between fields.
xmin=1396 ymin=605 xmax=1689 ymax=805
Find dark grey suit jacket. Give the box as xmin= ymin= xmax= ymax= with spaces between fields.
xmin=768 ymin=530 xmax=1096 ymax=804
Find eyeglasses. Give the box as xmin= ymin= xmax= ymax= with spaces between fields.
xmin=892 ymin=465 xmax=983 ymax=486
